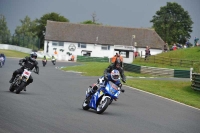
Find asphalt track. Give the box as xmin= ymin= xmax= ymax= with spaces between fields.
xmin=0 ymin=58 xmax=200 ymax=133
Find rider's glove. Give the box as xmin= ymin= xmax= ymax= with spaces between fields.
xmin=122 ymin=79 xmax=126 ymax=83
xmin=118 ymin=83 xmax=122 ymax=88
xmin=19 ymin=62 xmax=22 ymax=66
xmin=121 ymin=89 xmax=125 ymax=93
xmin=104 ymin=75 xmax=108 ymax=81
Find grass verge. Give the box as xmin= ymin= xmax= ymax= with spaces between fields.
xmin=0 ymin=49 xmax=29 ymax=58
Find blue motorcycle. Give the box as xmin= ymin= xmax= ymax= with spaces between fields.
xmin=82 ymin=78 xmax=123 ymax=114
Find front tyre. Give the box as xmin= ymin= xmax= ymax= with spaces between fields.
xmin=16 ymin=82 xmax=26 ymax=94
xmin=82 ymin=99 xmax=90 ymax=110
xmin=96 ymin=97 xmax=110 ymax=114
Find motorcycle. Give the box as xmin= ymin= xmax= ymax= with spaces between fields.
xmin=82 ymin=78 xmax=124 ymax=114
xmin=0 ymin=57 xmax=4 ymax=68
xmin=52 ymin=58 xmax=56 ymax=65
xmin=9 ymin=65 xmax=38 ymax=94
xmin=42 ymin=59 xmax=47 ymax=67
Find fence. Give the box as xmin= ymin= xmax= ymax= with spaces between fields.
xmin=191 ymin=73 xmax=200 ymax=91
xmin=139 ymin=55 xmax=200 ymax=68
xmin=0 ymin=35 xmax=40 ymax=50
xmin=77 ymin=55 xmax=109 ymax=62
xmin=123 ymin=63 xmax=190 ymax=78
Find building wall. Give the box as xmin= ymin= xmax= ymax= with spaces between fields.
xmin=44 ymin=41 xmax=134 ymax=63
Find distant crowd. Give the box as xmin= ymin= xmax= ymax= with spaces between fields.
xmin=164 ymin=36 xmax=199 ymax=52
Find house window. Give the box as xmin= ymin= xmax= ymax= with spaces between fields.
xmin=119 ymin=51 xmax=129 ymax=58
xmin=101 ymin=45 xmax=110 ymax=50
xmin=78 ymin=43 xmax=86 ymax=48
xmin=52 ymin=41 xmax=64 ymax=47
xmin=59 ymin=42 xmax=64 ymax=46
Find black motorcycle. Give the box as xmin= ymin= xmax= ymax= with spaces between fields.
xmin=42 ymin=59 xmax=47 ymax=67
xmin=9 ymin=65 xmax=38 ymax=94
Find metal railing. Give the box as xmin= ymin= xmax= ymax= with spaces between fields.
xmin=140 ymin=55 xmax=200 ymax=68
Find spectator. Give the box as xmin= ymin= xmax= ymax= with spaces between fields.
xmin=145 ymin=46 xmax=151 ymax=60
xmin=177 ymin=43 xmax=182 ymax=49
xmin=186 ymin=40 xmax=189 ymax=48
xmin=164 ymin=43 xmax=168 ymax=52
xmin=172 ymin=44 xmax=177 ymax=50
xmin=69 ymin=55 xmax=75 ymax=61
xmin=111 ymin=53 xmax=123 ymax=67
xmin=194 ymin=37 xmax=199 ymax=46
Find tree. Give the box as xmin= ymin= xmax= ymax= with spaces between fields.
xmin=150 ymin=2 xmax=193 ymax=45
xmin=35 ymin=12 xmax=69 ymax=49
xmin=0 ymin=14 xmax=11 ymax=43
xmin=80 ymin=20 xmax=101 ymax=25
xmin=14 ymin=16 xmax=39 ymax=49
xmin=80 ymin=12 xmax=102 ymax=25
xmin=15 ymin=16 xmax=37 ymax=37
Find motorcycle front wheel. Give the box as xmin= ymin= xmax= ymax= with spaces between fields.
xmin=96 ymin=97 xmax=110 ymax=114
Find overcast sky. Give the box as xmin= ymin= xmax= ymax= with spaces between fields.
xmin=0 ymin=0 xmax=199 ymax=42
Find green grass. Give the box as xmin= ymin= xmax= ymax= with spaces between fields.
xmin=0 ymin=49 xmax=29 ymax=58
xmin=126 ymin=79 xmax=200 ymax=108
xmin=62 ymin=62 xmax=153 ymax=77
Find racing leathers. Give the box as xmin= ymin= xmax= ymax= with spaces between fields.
xmin=86 ymin=73 xmax=124 ymax=99
xmin=104 ymin=63 xmax=126 ymax=83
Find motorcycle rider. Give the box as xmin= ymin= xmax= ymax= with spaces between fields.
xmin=9 ymin=52 xmax=39 ymax=91
xmin=0 ymin=53 xmax=6 ymax=65
xmin=86 ymin=69 xmax=125 ymax=100
xmin=104 ymin=59 xmax=126 ymax=83
xmin=51 ymin=55 xmax=56 ymax=65
xmin=42 ymin=55 xmax=47 ymax=67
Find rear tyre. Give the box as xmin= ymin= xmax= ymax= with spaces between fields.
xmin=9 ymin=83 xmax=15 ymax=92
xmin=16 ymin=82 xmax=26 ymax=94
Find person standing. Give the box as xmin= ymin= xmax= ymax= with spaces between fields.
xmin=145 ymin=46 xmax=151 ymax=60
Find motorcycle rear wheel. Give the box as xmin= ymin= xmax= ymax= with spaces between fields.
xmin=9 ymin=83 xmax=15 ymax=92
xmin=16 ymin=82 xmax=26 ymax=94
xmin=82 ymin=99 xmax=90 ymax=110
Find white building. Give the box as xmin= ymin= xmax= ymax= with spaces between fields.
xmin=44 ymin=21 xmax=166 ymax=63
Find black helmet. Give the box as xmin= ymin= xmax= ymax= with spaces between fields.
xmin=30 ymin=52 xmax=37 ymax=59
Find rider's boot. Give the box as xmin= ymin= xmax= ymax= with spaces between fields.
xmin=86 ymin=85 xmax=98 ymax=98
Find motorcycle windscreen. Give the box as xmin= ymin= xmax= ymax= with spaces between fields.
xmin=105 ymin=81 xmax=120 ymax=98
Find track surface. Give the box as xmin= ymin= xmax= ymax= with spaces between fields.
xmin=0 ymin=58 xmax=200 ymax=133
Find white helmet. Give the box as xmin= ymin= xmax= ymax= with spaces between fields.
xmin=111 ymin=69 xmax=120 ymax=81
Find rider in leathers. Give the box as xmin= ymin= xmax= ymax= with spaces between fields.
xmin=86 ymin=60 xmax=126 ymax=98
xmin=9 ymin=52 xmax=39 ymax=91
xmin=104 ymin=60 xmax=126 ymax=83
